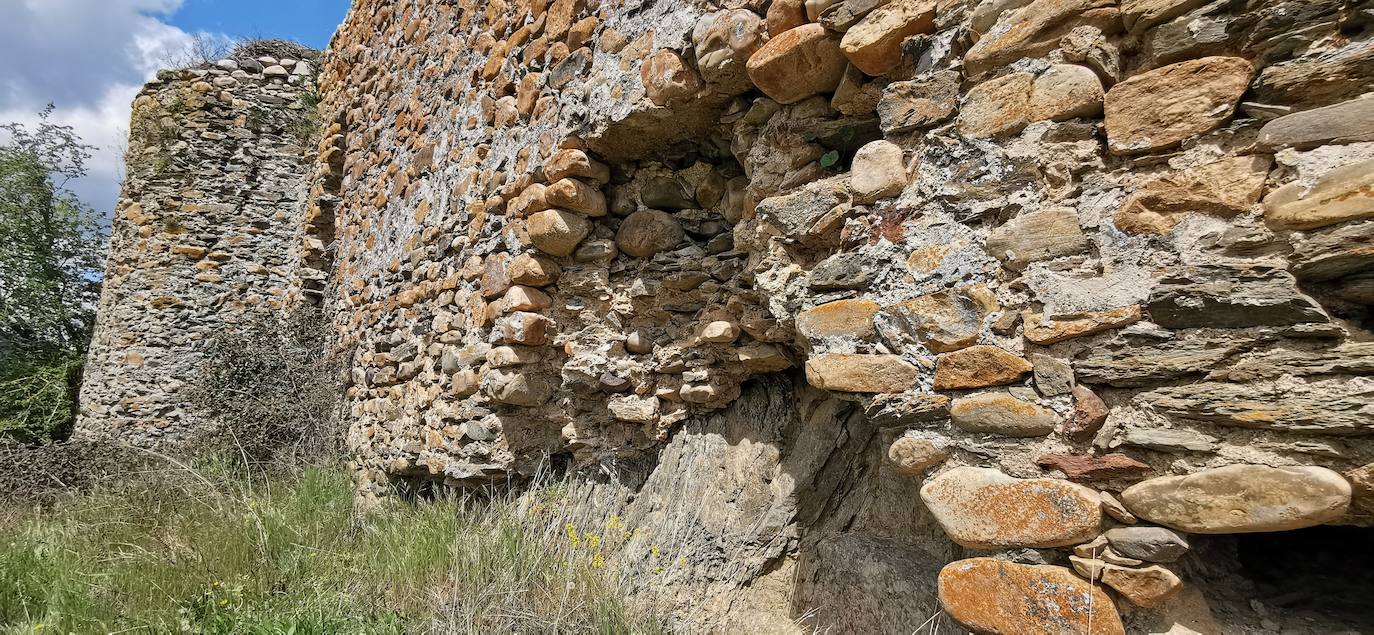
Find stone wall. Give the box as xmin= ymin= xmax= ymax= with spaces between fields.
xmin=77 ymin=52 xmax=318 ymax=447
xmin=308 ymin=0 xmax=1374 ymax=630
xmin=83 ymin=0 xmax=1374 ymax=631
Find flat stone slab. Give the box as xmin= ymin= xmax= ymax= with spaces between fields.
xmin=1104 ymin=526 xmax=1190 ymax=563
xmin=1121 ymin=465 xmax=1352 ymax=533
xmin=920 ymin=466 xmax=1102 ymax=548
xmin=939 ymin=558 xmax=1124 ymax=635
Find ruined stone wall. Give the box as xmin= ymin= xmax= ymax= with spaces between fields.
xmin=310 ymin=0 xmax=1374 ymax=630
xmin=81 ymin=0 xmax=1374 ymax=630
xmin=78 ymin=54 xmax=318 ymax=447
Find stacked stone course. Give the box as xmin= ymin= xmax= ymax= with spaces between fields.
xmin=83 ymin=0 xmax=1374 ymax=630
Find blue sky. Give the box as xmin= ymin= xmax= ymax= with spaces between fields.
xmin=0 ymin=0 xmax=351 ymax=220
xmin=167 ymin=0 xmax=350 ymax=50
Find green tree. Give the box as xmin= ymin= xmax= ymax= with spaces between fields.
xmin=0 ymin=106 xmax=107 ymax=440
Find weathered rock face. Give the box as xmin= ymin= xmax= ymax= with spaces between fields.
xmin=83 ymin=0 xmax=1374 ymax=631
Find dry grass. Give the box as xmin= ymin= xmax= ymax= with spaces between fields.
xmin=0 ymin=457 xmax=667 ymax=634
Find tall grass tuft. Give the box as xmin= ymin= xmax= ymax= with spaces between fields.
xmin=0 ymin=459 xmax=666 ymax=634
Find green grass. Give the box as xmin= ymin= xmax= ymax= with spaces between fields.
xmin=0 ymin=460 xmax=665 ymax=634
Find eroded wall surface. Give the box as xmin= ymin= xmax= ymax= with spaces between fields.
xmin=309 ymin=0 xmax=1374 ymax=630
xmin=86 ymin=0 xmax=1374 ymax=631
xmin=78 ymin=55 xmax=318 ymax=447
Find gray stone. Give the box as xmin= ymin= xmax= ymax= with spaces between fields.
xmin=876 ymin=71 xmax=959 ymax=133
xmin=861 ymin=392 xmax=951 ymax=426
xmin=1104 ymin=526 xmax=1190 ymax=563
xmin=1120 ymin=427 xmax=1219 ymax=453
xmin=1059 ymin=25 xmax=1120 ymax=84
xmin=1289 ymin=221 xmax=1374 ymax=283
xmin=1031 ymin=354 xmax=1074 ymax=396
xmin=1203 ymin=342 xmax=1374 ymax=382
xmin=640 ymin=176 xmax=696 ymax=210
xmin=1075 ymin=334 xmax=1260 ymax=387
xmin=1252 ymin=39 xmax=1374 ymax=110
xmin=1146 ymin=265 xmax=1328 ymax=329
xmin=986 ymin=207 xmax=1089 ymax=271
xmin=1136 ymin=379 xmax=1374 ymax=435
xmin=950 ymin=392 xmax=1058 ymax=437
xmin=616 ymin=210 xmax=685 ymax=258
xmin=755 ymin=176 xmax=849 ymax=238
xmin=809 ymin=252 xmax=873 ymax=291
xmin=1258 ymin=96 xmax=1374 ymax=151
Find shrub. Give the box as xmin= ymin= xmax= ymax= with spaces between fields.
xmin=0 ymin=438 xmax=149 ymax=506
xmin=0 ymin=351 xmax=80 ymax=443
xmin=231 ymin=38 xmax=320 ymax=62
xmin=185 ymin=309 xmax=343 ymax=467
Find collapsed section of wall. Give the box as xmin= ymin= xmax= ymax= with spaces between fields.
xmin=77 ymin=54 xmax=318 ymax=447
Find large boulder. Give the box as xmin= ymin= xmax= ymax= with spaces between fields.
xmin=1121 ymin=465 xmax=1352 ymax=533
xmin=921 ymin=467 xmax=1103 ymax=548
xmin=527 ymin=209 xmax=591 ymax=257
xmin=615 ymin=209 xmax=685 ymax=258
xmin=939 ymin=558 xmax=1124 ymax=635
xmin=746 ymin=24 xmax=848 ymax=104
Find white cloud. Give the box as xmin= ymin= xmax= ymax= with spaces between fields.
xmin=0 ymin=0 xmax=228 ymax=218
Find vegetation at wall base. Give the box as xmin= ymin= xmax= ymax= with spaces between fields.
xmin=0 ymin=352 xmax=81 ymax=443
xmin=0 ymin=108 xmax=107 ymax=443
xmin=0 ymin=459 xmax=667 ymax=634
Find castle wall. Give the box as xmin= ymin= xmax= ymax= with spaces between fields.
xmin=79 ymin=0 xmax=1374 ymax=630
xmin=77 ymin=55 xmax=318 ymax=447
xmin=309 ymin=0 xmax=1374 ymax=630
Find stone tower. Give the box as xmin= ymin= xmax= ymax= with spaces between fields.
xmin=77 ymin=52 xmax=317 ymax=447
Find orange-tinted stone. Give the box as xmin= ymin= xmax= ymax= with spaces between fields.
xmin=745 ymin=24 xmax=847 ymax=104
xmin=933 ymin=345 xmax=1032 ymax=390
xmin=796 ymin=299 xmax=881 ymax=340
xmin=1022 ymin=305 xmax=1142 ymax=344
xmin=939 ymin=559 xmax=1124 ymax=635
xmin=920 ymin=467 xmax=1103 ymax=548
